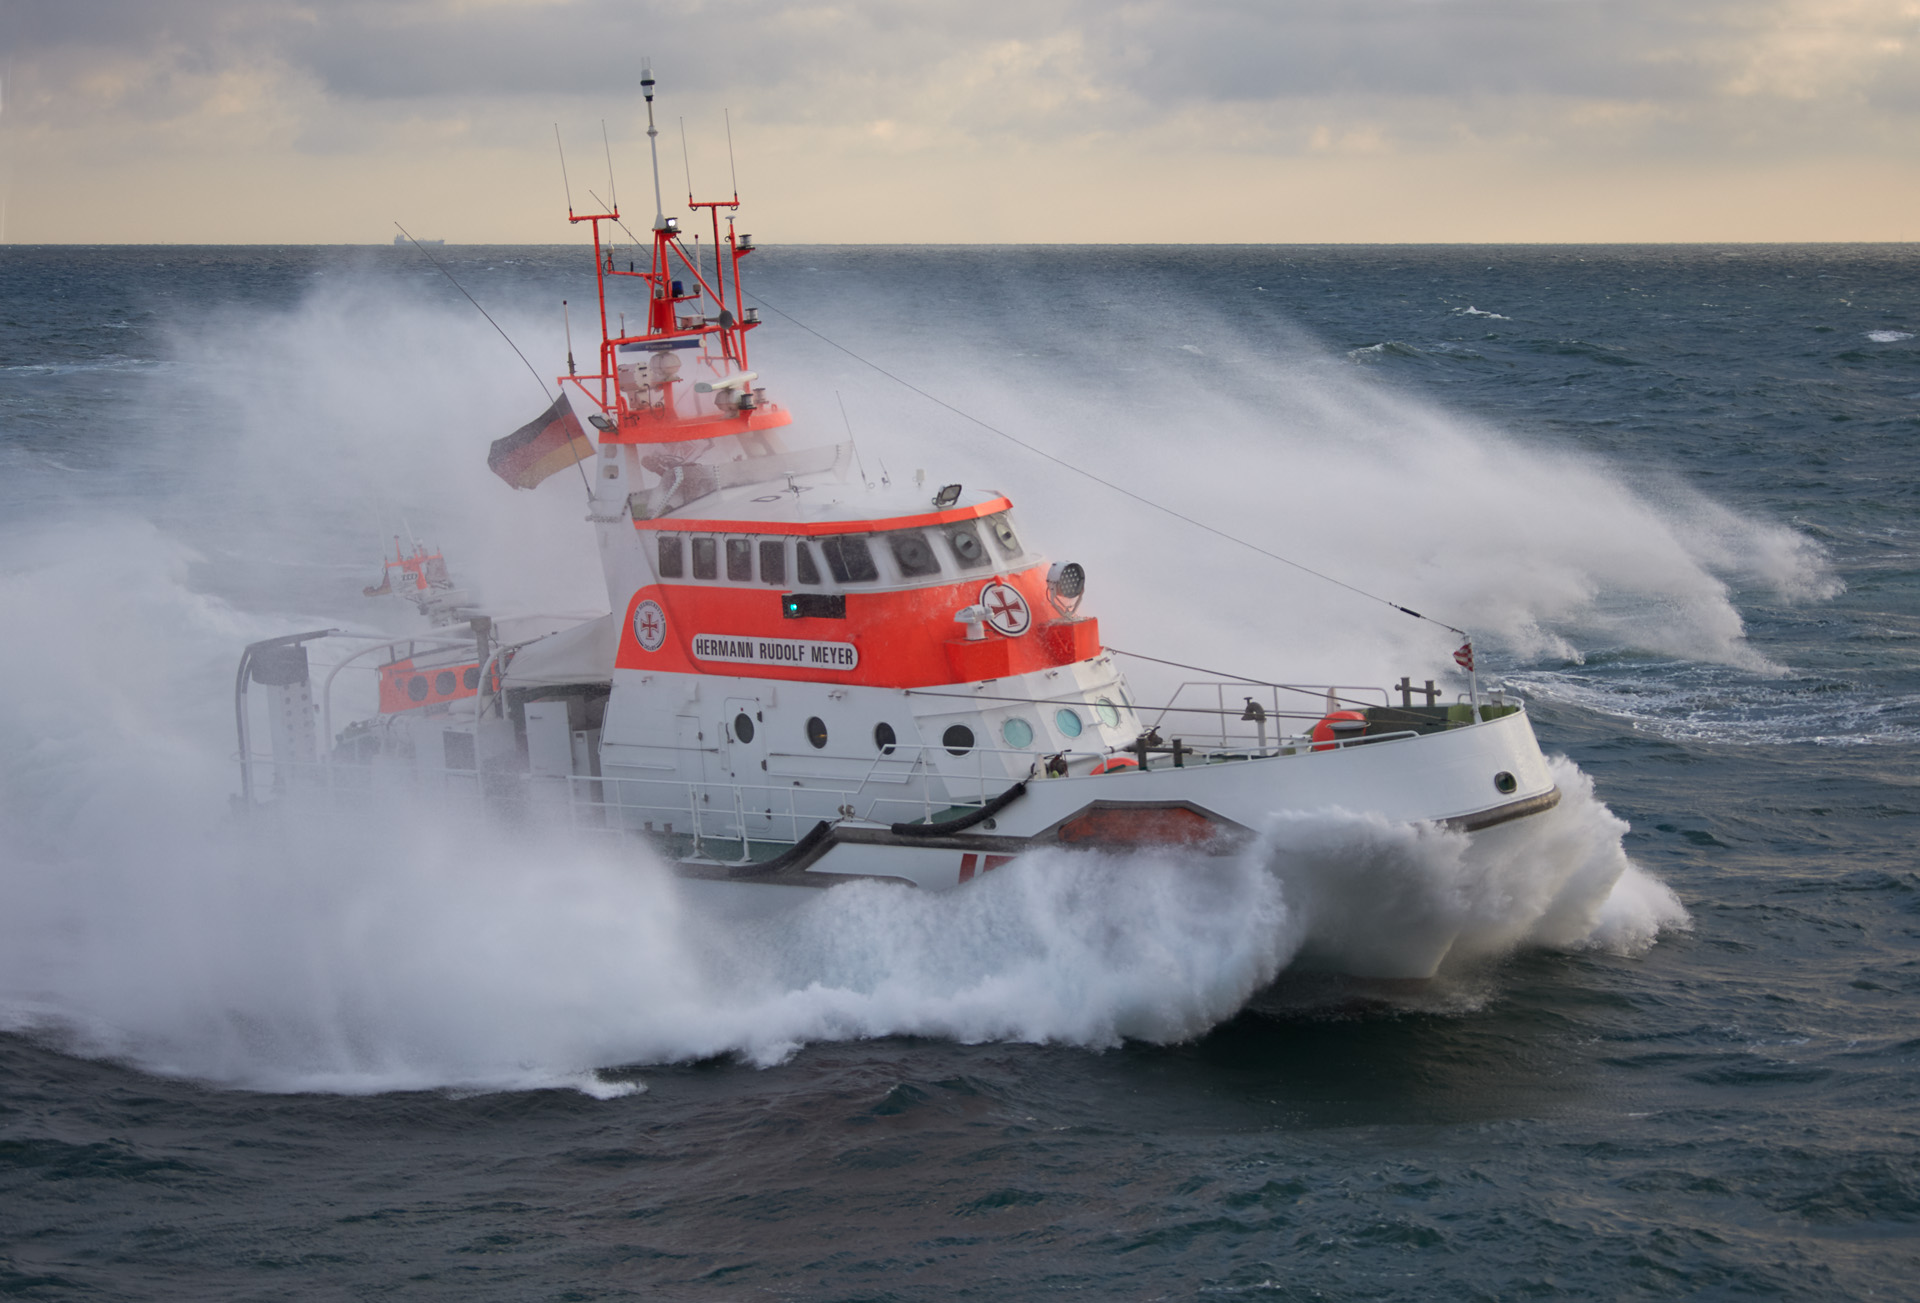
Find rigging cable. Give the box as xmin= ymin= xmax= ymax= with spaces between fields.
xmin=740 ymin=290 xmax=1467 ymax=638
xmin=394 ymin=223 xmax=552 ymax=405
xmin=393 ymin=222 xmax=593 ymax=499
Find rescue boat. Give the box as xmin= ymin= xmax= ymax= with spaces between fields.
xmin=234 ymin=70 xmax=1564 ymax=979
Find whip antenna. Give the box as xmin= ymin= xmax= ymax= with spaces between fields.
xmin=836 ymin=390 xmax=872 ymax=489
xmin=600 ymin=119 xmax=617 ymax=213
xmin=553 ymin=125 xmax=574 ymax=216
xmin=680 ymin=117 xmax=694 ymax=204
xmin=725 ymin=108 xmax=739 ymax=199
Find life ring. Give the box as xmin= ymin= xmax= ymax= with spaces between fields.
xmin=1090 ymin=757 xmax=1139 ymax=775
xmin=1310 ymin=710 xmax=1368 ymax=752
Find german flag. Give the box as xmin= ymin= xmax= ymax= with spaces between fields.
xmin=487 ymin=394 xmax=594 ymax=490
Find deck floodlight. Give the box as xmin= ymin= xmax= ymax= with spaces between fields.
xmin=588 ymin=413 xmax=616 ymax=432
xmin=1047 ymin=561 xmax=1086 ymax=616
xmin=932 ymin=483 xmax=963 ymax=508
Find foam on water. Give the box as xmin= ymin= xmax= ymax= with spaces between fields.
xmin=9 ymin=260 xmax=1834 ymax=1097
xmin=0 ymin=511 xmax=1685 ymax=1096
xmin=748 ymin=274 xmax=1840 ymax=685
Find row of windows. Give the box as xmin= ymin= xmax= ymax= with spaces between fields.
xmin=726 ymin=697 xmax=1127 ymax=758
xmin=655 ymin=513 xmax=1024 ymax=586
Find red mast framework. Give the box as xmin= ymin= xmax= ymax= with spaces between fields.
xmin=558 ymin=67 xmax=787 ymax=449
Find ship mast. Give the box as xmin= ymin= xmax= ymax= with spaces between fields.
xmin=643 ymin=61 xmax=667 ymax=233
xmin=555 ymin=65 xmax=775 ymax=447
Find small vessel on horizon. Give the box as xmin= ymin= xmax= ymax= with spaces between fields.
xmin=238 ymin=70 xmax=1568 ymax=981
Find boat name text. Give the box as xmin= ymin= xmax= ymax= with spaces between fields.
xmin=691 ymin=634 xmax=860 ymax=671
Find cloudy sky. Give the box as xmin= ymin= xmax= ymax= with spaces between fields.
xmin=3 ymin=0 xmax=1917 ymax=243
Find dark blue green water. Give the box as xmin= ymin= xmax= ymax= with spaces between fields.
xmin=1 ymin=244 xmax=1916 ymax=1299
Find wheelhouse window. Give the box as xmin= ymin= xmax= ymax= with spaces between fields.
xmin=819 ymin=535 xmax=879 ymax=584
xmin=726 ymin=539 xmax=753 ymax=582
xmin=946 ymin=524 xmax=990 ymax=569
xmin=691 ymin=537 xmax=718 ymax=580
xmin=759 ymin=540 xmax=786 ymax=585
xmin=657 ymin=535 xmax=684 ymax=579
xmin=887 ymin=529 xmax=942 ymax=578
xmin=985 ymin=512 xmax=1022 ymax=559
xmin=795 ymin=541 xmax=822 ymax=585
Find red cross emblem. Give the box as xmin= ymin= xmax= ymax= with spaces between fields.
xmin=979 ymin=582 xmax=1030 ymax=637
xmin=633 ymin=599 xmax=667 ymax=651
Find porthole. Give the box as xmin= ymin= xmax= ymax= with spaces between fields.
xmin=1494 ymin=771 xmax=1518 ymax=795
xmin=1094 ymin=697 xmax=1121 ymax=727
xmin=1055 ymin=708 xmax=1083 ymax=738
xmin=462 ymin=666 xmax=480 ymax=691
xmin=733 ymin=712 xmax=756 ymax=744
xmin=407 ymin=675 xmax=429 ymax=702
xmin=435 ymin=670 xmax=456 ymax=696
xmin=806 ymin=716 xmax=829 ymax=749
xmin=874 ymin=722 xmax=898 ymax=755
xmin=943 ymin=724 xmax=975 ymax=755
xmin=1002 ymin=718 xmax=1034 ymax=749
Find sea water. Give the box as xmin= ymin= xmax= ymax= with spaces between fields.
xmin=0 ymin=243 xmax=1915 ymax=1298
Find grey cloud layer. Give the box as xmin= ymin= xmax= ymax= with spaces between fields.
xmin=7 ymin=0 xmax=1917 ymax=145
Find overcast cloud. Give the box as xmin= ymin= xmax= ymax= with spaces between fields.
xmin=3 ymin=0 xmax=1917 ymax=241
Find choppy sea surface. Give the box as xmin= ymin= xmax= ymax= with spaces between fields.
xmin=1 ymin=242 xmax=1916 ymax=1299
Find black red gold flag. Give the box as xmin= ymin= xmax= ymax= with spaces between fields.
xmin=487 ymin=394 xmax=593 ymax=490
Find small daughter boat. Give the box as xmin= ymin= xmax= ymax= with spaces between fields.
xmin=235 ymin=71 xmax=1562 ymax=978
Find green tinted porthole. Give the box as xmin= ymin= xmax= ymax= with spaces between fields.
xmin=1094 ymin=697 xmax=1121 ymax=728
xmin=1055 ymin=708 xmax=1083 ymax=738
xmin=1002 ymin=718 xmax=1034 ymax=749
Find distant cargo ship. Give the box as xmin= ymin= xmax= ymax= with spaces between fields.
xmin=393 ymin=234 xmax=445 ymax=246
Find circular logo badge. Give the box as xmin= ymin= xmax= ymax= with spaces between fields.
xmin=978 ymin=582 xmax=1030 ymax=637
xmin=633 ymin=599 xmax=667 ymax=652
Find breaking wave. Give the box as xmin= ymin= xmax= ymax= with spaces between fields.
xmin=0 ymin=516 xmax=1684 ymax=1096
xmin=0 ymin=264 xmax=1736 ymax=1096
